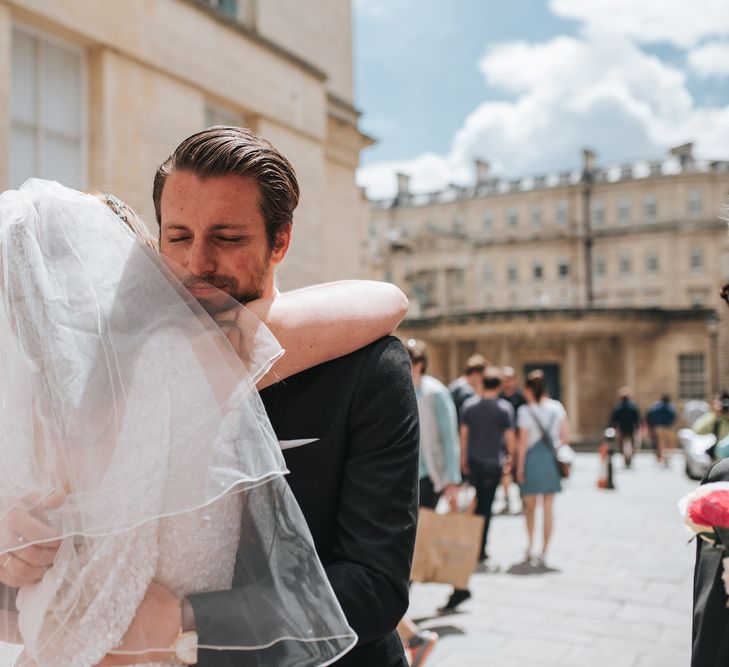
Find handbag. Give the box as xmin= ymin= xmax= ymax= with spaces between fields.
xmin=410 ymin=507 xmax=485 ymax=589
xmin=529 ymin=406 xmax=570 ymax=479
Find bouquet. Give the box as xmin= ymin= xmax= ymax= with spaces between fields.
xmin=680 ymin=482 xmax=729 ymax=606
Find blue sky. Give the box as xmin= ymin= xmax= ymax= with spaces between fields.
xmin=353 ymin=0 xmax=729 ymax=199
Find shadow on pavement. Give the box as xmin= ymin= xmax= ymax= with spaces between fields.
xmin=505 ymin=560 xmax=561 ymax=576
xmin=415 ymin=624 xmax=466 ymax=638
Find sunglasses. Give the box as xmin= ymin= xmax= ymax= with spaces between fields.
xmin=722 ymin=284 xmax=729 ymax=307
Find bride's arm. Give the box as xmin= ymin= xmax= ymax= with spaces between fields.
xmin=246 ymin=280 xmax=408 ymax=389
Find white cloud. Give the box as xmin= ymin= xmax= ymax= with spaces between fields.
xmin=689 ymin=41 xmax=729 ymax=77
xmin=357 ymin=3 xmax=729 ymax=200
xmin=550 ymin=0 xmax=729 ymax=48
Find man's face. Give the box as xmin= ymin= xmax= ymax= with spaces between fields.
xmin=466 ymin=371 xmax=483 ymax=392
xmin=502 ymin=375 xmax=515 ymax=393
xmin=159 ymin=171 xmax=290 ymax=304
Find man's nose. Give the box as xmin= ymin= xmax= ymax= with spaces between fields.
xmin=188 ymin=239 xmax=216 ymax=276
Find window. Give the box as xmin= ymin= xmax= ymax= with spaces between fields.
xmin=644 ymin=194 xmax=657 ymax=222
xmin=689 ymin=289 xmax=709 ymax=308
xmin=617 ymin=198 xmax=630 ymax=225
xmin=646 ymin=253 xmax=659 ymax=274
xmin=482 ymin=263 xmax=494 ymax=286
xmin=688 ymin=190 xmax=702 ymax=219
xmin=453 ymin=215 xmax=465 ymax=236
xmin=555 ymin=200 xmax=567 ymax=226
xmin=507 ymin=262 xmax=518 ymax=284
xmin=506 ymin=208 xmax=518 ymax=230
xmin=530 ymin=206 xmax=541 ymax=229
xmin=690 ymin=247 xmax=704 ymax=273
xmin=679 ymin=353 xmax=706 ymax=400
xmin=595 ymin=256 xmax=606 ymax=278
xmin=453 ymin=268 xmax=465 ymax=288
xmin=591 ymin=199 xmax=605 ymax=227
xmin=558 ymin=258 xmax=570 ymax=279
xmin=482 ymin=210 xmax=493 ymax=234
xmin=10 ymin=27 xmax=84 ymax=188
xmin=646 ymin=292 xmax=661 ymax=307
xmin=201 ymin=0 xmax=238 ymax=18
xmin=619 ymin=254 xmax=632 ymax=276
xmin=533 ymin=262 xmax=544 ymax=281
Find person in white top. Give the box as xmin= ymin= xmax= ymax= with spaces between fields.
xmin=515 ymin=370 xmax=570 ymax=567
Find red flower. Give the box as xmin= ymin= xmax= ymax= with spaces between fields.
xmin=689 ymin=491 xmax=729 ymax=529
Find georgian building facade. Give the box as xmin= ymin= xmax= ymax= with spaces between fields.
xmin=367 ymin=145 xmax=729 ymax=441
xmin=1 ymin=0 xmax=370 ymax=288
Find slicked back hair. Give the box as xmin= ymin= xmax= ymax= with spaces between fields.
xmin=153 ymin=126 xmax=300 ymax=250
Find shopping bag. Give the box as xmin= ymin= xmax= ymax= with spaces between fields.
xmin=410 ymin=508 xmax=485 ymax=589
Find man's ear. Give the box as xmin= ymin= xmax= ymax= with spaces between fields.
xmin=270 ymin=223 xmax=292 ymax=266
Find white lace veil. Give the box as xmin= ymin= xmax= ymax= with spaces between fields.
xmin=0 ymin=180 xmax=356 ymax=666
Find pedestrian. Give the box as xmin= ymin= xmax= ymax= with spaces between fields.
xmin=692 ymin=391 xmax=729 ymax=458
xmin=609 ymin=387 xmax=641 ymax=468
xmin=449 ymin=354 xmax=487 ymax=418
xmin=398 ymin=339 xmax=462 ymax=663
xmin=515 ymin=369 xmax=570 ymax=567
xmin=499 ymin=366 xmax=526 ymax=514
xmin=647 ymin=394 xmax=678 ymax=466
xmin=460 ymin=368 xmax=515 ymax=568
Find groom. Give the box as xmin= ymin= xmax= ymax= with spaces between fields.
xmin=119 ymin=127 xmax=418 ymax=666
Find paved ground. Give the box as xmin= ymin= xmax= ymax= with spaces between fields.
xmin=406 ymin=451 xmax=699 ymax=667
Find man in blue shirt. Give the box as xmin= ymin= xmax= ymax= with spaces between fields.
xmin=647 ymin=394 xmax=677 ymax=466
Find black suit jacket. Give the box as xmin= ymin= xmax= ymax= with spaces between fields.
xmin=692 ymin=457 xmax=729 ymax=666
xmin=190 ymin=336 xmax=419 ymax=666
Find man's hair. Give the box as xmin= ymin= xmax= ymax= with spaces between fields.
xmin=464 ymin=354 xmax=487 ymax=375
xmin=153 ymin=126 xmax=300 ymax=250
xmin=483 ymin=366 xmax=502 ymax=391
xmin=406 ymin=338 xmax=428 ymax=373
xmin=526 ymin=369 xmax=546 ymax=401
xmin=661 ymin=394 xmax=671 ymax=403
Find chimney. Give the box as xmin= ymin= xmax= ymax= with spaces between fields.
xmin=475 ymin=159 xmax=490 ymax=186
xmin=582 ymin=148 xmax=597 ymax=175
xmin=396 ymin=172 xmax=411 ymax=203
xmin=670 ymin=142 xmax=694 ymax=170
xmin=620 ymin=164 xmax=633 ymax=180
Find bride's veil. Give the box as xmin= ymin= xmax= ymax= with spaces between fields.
xmin=0 ymin=179 xmax=356 ymax=666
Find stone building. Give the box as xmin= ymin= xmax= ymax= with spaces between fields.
xmin=367 ymin=145 xmax=729 ymax=442
xmin=0 ymin=0 xmax=370 ymax=287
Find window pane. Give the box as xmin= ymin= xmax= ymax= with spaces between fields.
xmin=12 ymin=30 xmax=36 ymax=124
xmin=42 ymin=42 xmax=81 ymax=136
xmin=10 ymin=125 xmax=37 ymax=188
xmin=41 ymin=133 xmax=80 ymax=185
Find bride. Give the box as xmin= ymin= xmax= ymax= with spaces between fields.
xmin=0 ymin=179 xmax=408 ymax=666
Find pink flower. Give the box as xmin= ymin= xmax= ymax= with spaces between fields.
xmin=688 ymin=491 xmax=729 ymax=529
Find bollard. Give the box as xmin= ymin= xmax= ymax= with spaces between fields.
xmin=597 ymin=428 xmax=616 ymax=490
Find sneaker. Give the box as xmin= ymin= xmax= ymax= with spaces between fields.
xmin=406 ymin=630 xmax=438 ymax=667
xmin=437 ymin=588 xmax=471 ymax=613
xmin=531 ymin=554 xmax=546 ymax=568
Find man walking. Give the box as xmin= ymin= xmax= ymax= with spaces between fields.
xmin=647 ymin=394 xmax=678 ymax=466
xmin=449 ymin=354 xmax=487 ymax=418
xmin=610 ymin=387 xmax=641 ymax=468
xmin=438 ymin=367 xmax=514 ymax=612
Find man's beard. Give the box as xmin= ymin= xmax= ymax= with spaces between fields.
xmin=185 ymin=258 xmax=272 ymax=314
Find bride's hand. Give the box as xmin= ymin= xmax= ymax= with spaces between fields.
xmin=0 ymin=491 xmax=64 ymax=587
xmin=95 ymin=582 xmax=181 ymax=666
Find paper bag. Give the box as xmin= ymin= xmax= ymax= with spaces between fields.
xmin=410 ymin=508 xmax=485 ymax=589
